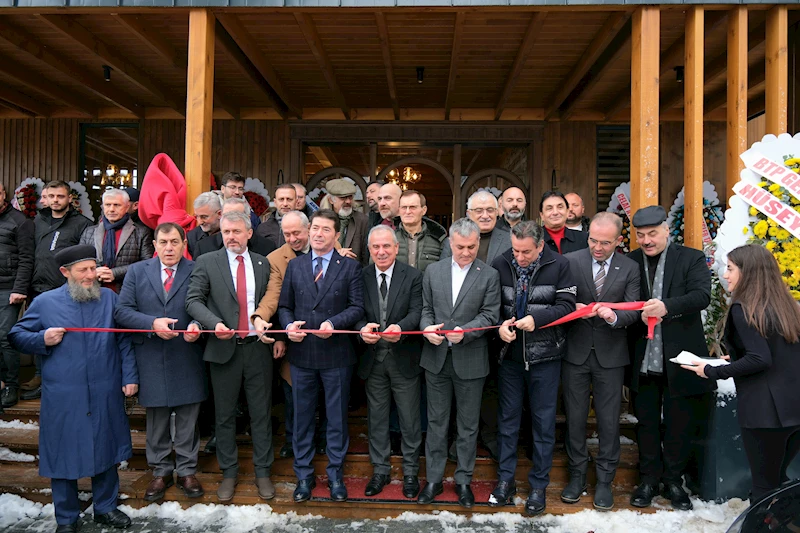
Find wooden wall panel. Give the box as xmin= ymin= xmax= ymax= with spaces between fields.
xmin=540 ymin=122 xmax=597 ymax=216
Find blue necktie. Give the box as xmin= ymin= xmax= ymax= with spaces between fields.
xmin=314 ymin=257 xmax=324 ymax=284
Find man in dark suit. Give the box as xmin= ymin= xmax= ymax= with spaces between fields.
xmin=186 ymin=211 xmax=276 ymax=503
xmin=418 ymin=217 xmax=501 ymax=509
xmin=115 ymin=223 xmax=207 ymax=502
xmin=627 ymin=205 xmax=715 ymax=511
xmin=278 ymin=209 xmax=364 ymax=503
xmin=186 ymin=192 xmax=222 ymax=258
xmin=540 ymin=191 xmax=588 ymax=255
xmin=356 ymin=225 xmax=423 ymax=499
xmin=562 ymin=213 xmax=641 ymax=510
xmin=194 ymin=198 xmax=276 ymax=258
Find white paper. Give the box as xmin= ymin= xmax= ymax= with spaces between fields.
xmin=670 ymin=350 xmax=730 ymax=367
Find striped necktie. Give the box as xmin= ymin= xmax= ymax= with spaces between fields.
xmin=594 ymin=260 xmax=606 ymax=299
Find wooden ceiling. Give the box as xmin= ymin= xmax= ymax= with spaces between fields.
xmin=0 ymin=7 xmax=793 ymax=121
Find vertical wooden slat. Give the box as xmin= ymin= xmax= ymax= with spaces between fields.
xmin=684 ymin=6 xmax=704 ymax=250
xmin=765 ymin=5 xmax=788 ymax=135
xmin=453 ymin=143 xmax=462 ymax=219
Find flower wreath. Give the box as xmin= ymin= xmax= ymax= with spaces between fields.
xmin=666 ymin=181 xmax=725 ymax=246
xmin=67 ymin=181 xmax=94 ymax=221
xmin=11 ymin=177 xmax=45 ymax=218
xmin=604 ymin=181 xmax=633 ymax=253
xmin=243 ymin=178 xmax=271 ymax=218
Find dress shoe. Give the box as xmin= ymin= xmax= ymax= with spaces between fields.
xmin=94 ymin=509 xmax=131 ymax=529
xmin=364 ymin=474 xmax=390 ymax=496
xmin=328 ymin=478 xmax=348 ymax=502
xmin=293 ymin=478 xmax=316 ymax=502
xmin=144 ymin=475 xmax=174 ymax=502
xmin=1 ymin=386 xmax=18 ymax=408
xmin=256 ymin=477 xmax=275 ymax=500
xmin=20 ymin=375 xmax=41 ymax=391
xmin=55 ymin=523 xmax=79 ymax=533
xmin=417 ymin=482 xmax=443 ymax=504
xmin=455 ymin=484 xmax=474 ymax=509
xmin=488 ymin=480 xmax=516 ymax=507
xmin=402 ymin=476 xmax=420 ymax=499
xmin=525 ymin=488 xmax=546 ymax=516
xmin=279 ymin=442 xmax=293 ymax=458
xmin=20 ymin=386 xmax=41 ymax=401
xmin=216 ymin=477 xmax=237 ymax=502
xmin=204 ymin=436 xmax=217 ymax=453
xmin=663 ymin=482 xmax=693 ymax=511
xmin=177 ymin=475 xmax=204 ymax=498
xmin=593 ymin=482 xmax=614 ymax=510
xmin=630 ymin=481 xmax=658 ymax=508
xmin=560 ymin=473 xmax=587 ymax=503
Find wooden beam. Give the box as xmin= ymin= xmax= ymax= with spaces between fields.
xmin=309 ymin=146 xmax=339 ymax=168
xmin=0 ymin=98 xmax=35 ymax=118
xmin=494 ymin=13 xmax=547 ymax=121
xmin=545 ymin=11 xmax=630 ymax=120
xmin=464 ymin=149 xmax=482 ymax=174
xmin=369 ymin=143 xmax=378 ymax=181
xmin=294 ymin=13 xmax=350 ymax=120
xmin=629 ymin=6 xmax=660 ymax=229
xmin=85 ymin=136 xmax=138 ymax=165
xmin=0 ymin=59 xmax=95 ymax=116
xmin=444 ymin=12 xmax=466 ymax=121
xmin=453 ymin=143 xmax=462 ymax=218
xmin=374 ymin=12 xmax=399 ymax=121
xmin=705 ymin=64 xmax=764 ymax=113
xmin=0 ymin=85 xmax=51 ymax=117
xmin=765 ymin=5 xmax=788 ymax=134
xmin=112 ymin=14 xmax=187 ymax=70
xmin=727 ymin=6 xmax=747 ymax=209
xmin=684 ymin=7 xmax=704 ymax=251
xmin=185 ymin=9 xmax=215 ymax=207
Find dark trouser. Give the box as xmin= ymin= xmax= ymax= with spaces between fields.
xmin=0 ymin=291 xmax=21 ymax=388
xmin=366 ymin=356 xmax=421 ymax=477
xmin=479 ymin=357 xmax=499 ymax=451
xmin=51 ymin=466 xmax=119 ymax=525
xmin=209 ymin=341 xmax=274 ymax=479
xmin=741 ymin=425 xmax=800 ymax=502
xmin=291 ymin=363 xmax=353 ymax=481
xmin=632 ymin=373 xmax=711 ymax=485
xmin=562 ymin=351 xmax=624 ymax=483
xmin=145 ymin=402 xmax=201 ymax=477
xmin=497 ymin=358 xmax=561 ymax=489
xmin=283 ymin=376 xmax=328 ymax=445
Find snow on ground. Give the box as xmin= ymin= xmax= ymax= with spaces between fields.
xmin=0 ymin=446 xmax=36 ymax=462
xmin=0 ymin=419 xmax=39 ymax=430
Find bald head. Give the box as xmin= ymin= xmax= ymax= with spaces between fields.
xmin=501 ymin=186 xmax=526 ymax=225
xmin=378 ymin=183 xmax=402 ymax=220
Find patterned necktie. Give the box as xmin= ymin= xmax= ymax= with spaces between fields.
xmin=380 ymin=273 xmax=388 ymax=299
xmin=236 ymin=256 xmax=249 ymax=335
xmin=314 ymin=257 xmax=324 ymax=284
xmin=594 ymin=260 xmax=606 ymax=299
xmin=163 ymin=268 xmax=174 ymax=294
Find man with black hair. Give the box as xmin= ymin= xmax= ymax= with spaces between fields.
xmin=539 ymin=191 xmax=588 ymax=255
xmin=220 ymin=171 xmax=260 ymax=230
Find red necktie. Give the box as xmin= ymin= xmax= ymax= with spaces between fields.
xmin=236 ymin=256 xmax=249 ymax=335
xmin=163 ymin=268 xmax=174 ymax=293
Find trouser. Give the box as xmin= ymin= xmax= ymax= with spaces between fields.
xmin=145 ymin=402 xmax=201 ymax=477
xmin=51 ymin=466 xmax=119 ymax=525
xmin=496 ymin=358 xmax=560 ymax=489
xmin=282 ymin=377 xmax=328 ymax=445
xmin=389 ymin=375 xmax=428 ymax=434
xmin=0 ymin=291 xmax=21 ymax=388
xmin=479 ymin=357 xmax=499 ymax=450
xmin=741 ymin=425 xmax=800 ymax=502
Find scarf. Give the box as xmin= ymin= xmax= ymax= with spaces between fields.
xmin=338 ymin=214 xmax=351 ymax=246
xmin=102 ymin=214 xmax=130 ymax=268
xmin=512 ymin=252 xmax=541 ymax=319
xmin=641 ymin=243 xmax=669 ymax=375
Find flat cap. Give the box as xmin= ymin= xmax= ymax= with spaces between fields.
xmin=55 ymin=244 xmax=97 ymax=268
xmin=326 ymin=178 xmax=356 ymax=197
xmin=631 ymin=205 xmax=667 ymax=228
xmin=122 ymin=187 xmax=140 ymax=202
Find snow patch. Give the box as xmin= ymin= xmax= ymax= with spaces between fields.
xmin=716 ymin=378 xmax=736 ymax=398
xmin=620 ymin=413 xmax=639 ymax=424
xmin=0 ymin=419 xmax=39 ymax=430
xmin=0 ymin=494 xmax=54 ymax=530
xmin=0 ymin=446 xmax=36 ymax=462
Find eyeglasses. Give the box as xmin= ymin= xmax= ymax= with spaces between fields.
xmin=224 ymin=184 xmax=245 ymax=193
xmin=588 ymin=237 xmax=616 ymax=247
xmin=468 ymin=207 xmax=498 ymax=216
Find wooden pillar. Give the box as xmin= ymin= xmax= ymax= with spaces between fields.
xmin=765 ymin=5 xmax=788 ymax=135
xmin=369 ymin=143 xmax=377 ymax=182
xmin=630 ymin=6 xmax=660 ymax=240
xmin=727 ymin=7 xmax=747 ymax=207
xmin=684 ymin=6 xmax=704 ymax=250
xmin=184 ymin=9 xmax=215 ymax=206
xmin=453 ymin=144 xmax=462 ymax=219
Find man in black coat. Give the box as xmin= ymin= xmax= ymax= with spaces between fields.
xmin=194 ymin=198 xmax=276 ymax=259
xmin=540 ymin=191 xmax=588 ymax=255
xmin=627 ymin=205 xmax=715 ymax=511
xmin=186 ymin=192 xmax=222 ymax=258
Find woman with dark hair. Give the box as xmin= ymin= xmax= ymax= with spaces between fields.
xmin=682 ymin=244 xmax=800 ymax=501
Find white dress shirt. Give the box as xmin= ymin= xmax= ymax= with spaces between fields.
xmin=226 ymin=248 xmax=257 ymax=336
xmin=376 ymin=261 xmax=395 ymax=294
xmin=159 ymin=262 xmax=176 ymax=285
xmin=451 ymin=259 xmax=472 ymax=307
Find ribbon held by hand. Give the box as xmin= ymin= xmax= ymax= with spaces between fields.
xmin=540 ymin=301 xmax=656 ymax=339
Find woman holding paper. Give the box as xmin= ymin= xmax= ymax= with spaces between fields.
xmin=682 ymin=244 xmax=800 ymax=502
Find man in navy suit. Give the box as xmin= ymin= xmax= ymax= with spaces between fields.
xmin=278 ymin=209 xmax=364 ymax=503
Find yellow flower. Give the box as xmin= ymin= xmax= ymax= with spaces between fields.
xmin=768 ymin=219 xmax=778 ymax=227
xmin=767 ymin=241 xmax=777 ymax=251
xmin=749 ymin=207 xmax=759 ymax=216
xmin=754 ymin=220 xmax=768 ymax=238
xmin=758 ymin=181 xmax=768 ymax=188
xmin=742 ymin=227 xmax=749 ymax=235
xmin=769 ymin=183 xmax=781 ymax=193
xmin=769 ymin=227 xmax=778 ymax=237
xmin=776 ymin=229 xmax=791 ymax=240
xmin=791 ymin=290 xmax=800 ymax=301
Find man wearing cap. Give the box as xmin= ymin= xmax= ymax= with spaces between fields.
xmin=122 ymin=187 xmax=141 ymax=225
xmin=9 ymin=244 xmax=139 ymax=533
xmin=325 ymin=178 xmax=368 ymax=264
xmin=627 ymin=205 xmax=715 ymax=511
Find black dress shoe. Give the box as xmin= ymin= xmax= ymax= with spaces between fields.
xmin=328 ymin=478 xmax=348 ymax=502
xmin=488 ymin=480 xmax=516 ymax=507
xmin=204 ymin=436 xmax=217 ymax=453
xmin=417 ymin=482 xmax=443 ymax=504
xmin=525 ymin=488 xmax=546 ymax=516
xmin=279 ymin=442 xmax=293 ymax=458
xmin=364 ymin=474 xmax=390 ymax=496
xmin=55 ymin=523 xmax=79 ymax=533
xmin=593 ymin=482 xmax=614 ymax=510
xmin=20 ymin=386 xmax=41 ymax=401
xmin=94 ymin=509 xmax=131 ymax=529
xmin=630 ymin=481 xmax=658 ymax=508
xmin=560 ymin=473 xmax=587 ymax=503
xmin=402 ymin=476 xmax=420 ymax=499
xmin=455 ymin=484 xmax=474 ymax=509
xmin=1 ymin=387 xmax=18 ymax=408
xmin=293 ymin=478 xmax=316 ymax=502
xmin=663 ymin=482 xmax=693 ymax=510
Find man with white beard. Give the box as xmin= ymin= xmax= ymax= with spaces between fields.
xmin=325 ymin=179 xmax=367 ymax=265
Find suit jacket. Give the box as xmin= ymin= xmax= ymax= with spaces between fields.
xmin=440 ymin=226 xmax=511 ymax=266
xmin=186 ymin=226 xmax=213 ymax=258
xmin=341 ymin=210 xmax=369 ymax=266
xmin=185 ymin=248 xmax=270 ymax=364
xmin=277 ymin=249 xmax=364 ymax=369
xmin=115 ymin=257 xmax=206 ymax=407
xmin=419 ymin=258 xmax=501 ymax=380
xmin=194 ymin=231 xmax=276 ymax=259
xmin=628 ymin=244 xmax=716 ymax=397
xmin=255 ymin=212 xmax=283 ymax=248
xmin=81 ymin=218 xmax=155 ymax=290
xmin=564 ymin=249 xmax=640 ymax=368
xmin=544 ymin=227 xmax=589 ymax=255
xmin=355 ymin=262 xmax=423 ymax=380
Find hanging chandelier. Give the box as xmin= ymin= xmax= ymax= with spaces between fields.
xmin=100 ymin=164 xmax=133 ymax=188
xmin=387 ymin=166 xmax=421 ymax=191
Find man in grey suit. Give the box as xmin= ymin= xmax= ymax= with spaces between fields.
xmin=562 ymin=213 xmax=641 ymax=510
xmin=418 ymin=217 xmax=501 ymax=508
xmin=186 ymin=211 xmax=276 ymax=503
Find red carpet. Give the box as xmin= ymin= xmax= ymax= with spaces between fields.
xmin=309 ymin=476 xmax=497 ymax=505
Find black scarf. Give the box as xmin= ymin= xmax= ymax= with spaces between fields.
xmin=102 ymin=214 xmax=130 ymax=268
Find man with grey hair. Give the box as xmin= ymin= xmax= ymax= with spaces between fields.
xmin=187 ymin=192 xmax=222 ymax=257
xmin=325 ymin=179 xmax=367 ymax=264
xmin=417 ymin=217 xmax=500 ymax=509
xmin=292 ymin=183 xmax=314 ymax=218
xmin=194 ymin=198 xmax=276 ymax=258
xmin=377 ymin=183 xmax=402 ymax=230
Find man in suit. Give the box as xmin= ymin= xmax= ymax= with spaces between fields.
xmin=325 ymin=179 xmax=368 ymax=264
xmin=115 ymin=222 xmax=207 ymax=502
xmin=418 ymin=217 xmax=501 ymax=508
xmin=627 ymin=205 xmax=715 ymax=511
xmin=278 ymin=209 xmax=364 ymax=503
xmin=562 ymin=213 xmax=641 ymax=510
xmin=185 ymin=211 xmax=276 ymax=502
xmin=194 ymin=198 xmax=276 ymax=259
xmin=256 ymin=183 xmax=296 ymax=248
xmin=540 ymin=191 xmax=588 ymax=255
xmin=356 ymin=225 xmax=424 ymax=499
xmin=366 ymin=181 xmax=384 ymax=228
xmin=186 ymin=192 xmax=222 ymax=258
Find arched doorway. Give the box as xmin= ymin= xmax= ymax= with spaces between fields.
xmin=460 ymin=168 xmax=529 ymax=218
xmin=377 ymin=157 xmax=455 ymax=227
xmin=305 ymin=166 xmax=368 ymax=208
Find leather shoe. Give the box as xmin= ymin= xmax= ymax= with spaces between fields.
xmin=488 ymin=480 xmax=516 ymax=507
xmin=20 ymin=375 xmax=41 ymax=391
xmin=593 ymin=482 xmax=614 ymax=510
xmin=630 ymin=481 xmax=658 ymax=508
xmin=525 ymin=488 xmax=546 ymax=516
xmin=328 ymin=478 xmax=348 ymax=502
xmin=279 ymin=442 xmax=293 ymax=458
xmin=1 ymin=387 xmax=18 ymax=408
xmin=663 ymin=482 xmax=693 ymax=511
xmin=455 ymin=484 xmax=474 ymax=509
xmin=256 ymin=477 xmax=275 ymax=500
xmin=560 ymin=473 xmax=587 ymax=503
xmin=417 ymin=482 xmax=443 ymax=504
xmin=216 ymin=477 xmax=237 ymax=502
xmin=144 ymin=475 xmax=174 ymax=502
xmin=20 ymin=386 xmax=41 ymax=401
xmin=177 ymin=475 xmax=204 ymax=498
xmin=55 ymin=523 xmax=79 ymax=533
xmin=293 ymin=478 xmax=316 ymax=502
xmin=94 ymin=509 xmax=131 ymax=529
xmin=364 ymin=474 xmax=390 ymax=496
xmin=402 ymin=475 xmax=420 ymax=499
xmin=204 ymin=436 xmax=216 ymax=454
